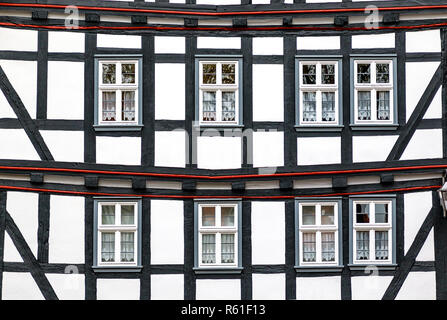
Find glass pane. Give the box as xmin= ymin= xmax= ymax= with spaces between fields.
xmin=321 ymin=205 xmax=335 ymax=225
xmin=202 ymin=91 xmax=216 ymax=121
xmin=375 ymin=203 xmax=389 ymax=223
xmin=122 ymin=63 xmax=136 ymax=84
xmin=321 ymin=232 xmax=335 ymax=262
xmin=222 ymin=63 xmax=236 ymax=84
xmin=356 ymin=231 xmax=370 ymax=260
xmin=303 ymin=233 xmax=316 ymax=262
xmin=102 ymin=91 xmax=116 ymax=121
xmin=102 ymin=64 xmax=116 ymax=84
xmin=221 ymin=207 xmax=235 ymax=227
xmin=357 ymin=91 xmax=371 ymax=121
xmin=375 ymin=231 xmax=389 ymax=260
xmin=321 ymin=64 xmax=335 ymax=84
xmin=302 ymin=64 xmax=316 ymax=85
xmin=101 ymin=205 xmax=115 ymax=225
xmin=121 ymin=205 xmax=135 ymax=225
xmin=377 ymin=91 xmax=390 ymax=120
xmin=376 ymin=63 xmax=390 ymax=84
xmin=203 ymin=64 xmax=216 ymax=84
xmin=356 ymin=203 xmax=370 ymax=223
xmin=302 ymin=205 xmax=316 ymax=225
xmin=322 ymin=92 xmax=336 ymax=122
xmin=221 ymin=234 xmax=235 ymax=263
xmin=202 ymin=207 xmax=215 ymax=226
xmin=101 ymin=232 xmax=115 ymax=262
xmin=222 ymin=92 xmax=236 ymax=122
xmin=122 ymin=91 xmax=136 ymax=121
xmin=202 ymin=234 xmax=216 ymax=264
xmin=120 ymin=232 xmax=135 ymax=262
xmin=302 ymin=92 xmax=316 ymax=122
xmin=357 ymin=63 xmax=371 ymax=83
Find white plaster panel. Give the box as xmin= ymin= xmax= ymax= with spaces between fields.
xmin=150 ymin=200 xmax=184 ymax=264
xmin=49 ymin=195 xmax=85 ymax=264
xmin=401 ymin=129 xmax=443 ymax=160
xmin=154 ymin=36 xmax=185 ymax=54
xmin=151 ymin=274 xmax=184 ymax=300
xmin=196 ymin=279 xmax=241 ymax=300
xmin=396 ymin=272 xmax=436 ymax=300
xmin=40 ymin=130 xmax=84 ymax=163
xmin=297 ymin=137 xmax=341 ymax=166
xmin=3 ymin=234 xmax=23 ymax=262
xmin=297 ymin=36 xmax=340 ymax=50
xmin=47 ymin=61 xmax=84 ymax=120
xmin=351 ymin=276 xmax=393 ymax=300
xmin=404 ymin=192 xmax=433 ymax=255
xmin=251 ymin=201 xmax=285 ymax=265
xmin=406 ymin=30 xmax=441 ymax=53
xmin=197 ymin=136 xmax=242 ymax=169
xmin=296 ymin=276 xmax=341 ymax=300
xmin=97 ymin=279 xmax=141 ymax=300
xmin=252 ymin=273 xmax=285 ymax=300
xmin=0 ymin=27 xmax=37 ymax=51
xmin=352 ymin=33 xmax=395 ymax=49
xmin=252 ymin=131 xmax=284 ymax=168
xmin=252 ymin=64 xmax=284 ymax=122
xmin=424 ymin=88 xmax=442 ymax=119
xmin=155 ymin=63 xmax=185 ymax=120
xmin=253 ymin=37 xmax=283 ymax=55
xmin=352 ymin=135 xmax=398 ymax=163
xmin=96 ymin=136 xmax=141 ymax=165
xmin=0 ymin=129 xmax=39 ymax=160
xmin=417 ymin=229 xmax=435 ymax=261
xmin=48 ymin=31 xmax=85 ymax=53
xmin=97 ymin=34 xmax=141 ymax=49
xmin=2 ymin=272 xmax=44 ymax=300
xmin=154 ymin=130 xmax=186 ymax=168
xmin=46 ymin=274 xmax=85 ymax=300
xmin=197 ymin=37 xmax=241 ymax=49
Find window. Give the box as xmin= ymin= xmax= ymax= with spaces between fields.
xmin=195 ymin=202 xmax=242 ymax=269
xmin=95 ymin=57 xmax=142 ymax=129
xmin=296 ymin=199 xmax=342 ymax=267
xmin=196 ymin=58 xmax=243 ymax=126
xmin=352 ymin=58 xmax=396 ymax=125
xmin=94 ymin=199 xmax=142 ymax=269
xmin=296 ymin=59 xmax=342 ymax=128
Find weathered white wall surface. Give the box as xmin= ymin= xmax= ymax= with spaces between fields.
xmin=252 ymin=273 xmax=285 ymax=300
xmin=2 ymin=272 xmax=44 ymax=300
xmin=351 ymin=276 xmax=393 ymax=300
xmin=96 ymin=136 xmax=141 ymax=165
xmin=396 ymin=271 xmax=436 ymax=300
xmin=151 ymin=274 xmax=184 ymax=300
xmin=196 ymin=279 xmax=241 ymax=300
xmin=97 ymin=279 xmax=141 ymax=300
xmin=296 ymin=276 xmax=341 ymax=300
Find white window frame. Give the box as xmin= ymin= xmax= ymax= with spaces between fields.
xmin=299 ymin=61 xmax=339 ymax=125
xmin=198 ymin=60 xmax=240 ymax=126
xmin=198 ymin=203 xmax=238 ymax=268
xmin=353 ymin=59 xmax=394 ymax=124
xmin=298 ymin=202 xmax=339 ymax=266
xmin=352 ymin=200 xmax=393 ymax=265
xmin=97 ymin=201 xmax=139 ymax=267
xmin=98 ymin=60 xmax=139 ymax=126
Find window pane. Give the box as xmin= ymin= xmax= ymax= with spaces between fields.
xmin=357 ymin=91 xmax=371 ymax=121
xmin=303 ymin=233 xmax=316 ymax=262
xmin=221 ymin=234 xmax=235 ymax=264
xmin=222 ymin=63 xmax=236 ymax=84
xmin=377 ymin=91 xmax=390 ymax=120
xmin=202 ymin=207 xmax=215 ymax=226
xmin=302 ymin=92 xmax=316 ymax=122
xmin=102 ymin=64 xmax=116 ymax=84
xmin=302 ymin=64 xmax=316 ymax=85
xmin=376 ymin=63 xmax=390 ymax=84
xmin=102 ymin=91 xmax=116 ymax=121
xmin=221 ymin=207 xmax=235 ymax=227
xmin=101 ymin=232 xmax=115 ymax=262
xmin=375 ymin=203 xmax=389 ymax=223
xmin=202 ymin=234 xmax=216 ymax=264
xmin=321 ymin=232 xmax=335 ymax=262
xmin=101 ymin=205 xmax=115 ymax=225
xmin=120 ymin=232 xmax=135 ymax=262
xmin=357 ymin=63 xmax=371 ymax=83
xmin=356 ymin=231 xmax=370 ymax=260
xmin=202 ymin=91 xmax=216 ymax=121
xmin=122 ymin=63 xmax=136 ymax=84
xmin=302 ymin=205 xmax=316 ymax=225
xmin=121 ymin=205 xmax=135 ymax=225
xmin=375 ymin=231 xmax=389 ymax=260
xmin=122 ymin=91 xmax=136 ymax=121
xmin=222 ymin=92 xmax=236 ymax=122
xmin=322 ymin=92 xmax=336 ymax=122
xmin=203 ymin=64 xmax=216 ymax=84
xmin=356 ymin=203 xmax=370 ymax=223
xmin=321 ymin=205 xmax=335 ymax=225
xmin=321 ymin=64 xmax=335 ymax=84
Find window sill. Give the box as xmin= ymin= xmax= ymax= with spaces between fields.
xmin=93 ymin=125 xmax=144 ymax=132
xmin=348 ymin=264 xmax=398 ymax=271
xmin=350 ymin=124 xmax=399 ymax=131
xmin=193 ymin=267 xmax=243 ymax=275
xmin=295 ymin=125 xmax=344 ymax=132
xmin=294 ymin=265 xmax=344 ymax=273
xmin=92 ymin=266 xmax=143 ymax=273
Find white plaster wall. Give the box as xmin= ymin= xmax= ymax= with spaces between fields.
xmin=197 ymin=37 xmax=241 ymax=49
xmin=154 ymin=130 xmax=186 ymax=168
xmin=252 ymin=64 xmax=284 ymax=122
xmin=396 ymin=272 xmax=436 ymax=300
xmin=155 ymin=63 xmax=185 ymax=120
xmin=352 ymin=136 xmax=398 ymax=163
xmin=97 ymin=34 xmax=141 ymax=49
xmin=40 ymin=130 xmax=84 ymax=163
xmin=251 ymin=201 xmax=285 ymax=265
xmin=151 ymin=200 xmax=184 ymax=264
xmin=296 ymin=276 xmax=341 ymax=300
xmin=406 ymin=30 xmax=441 ymax=53
xmin=417 ymin=229 xmax=435 ymax=261
xmin=47 ymin=61 xmax=84 ymax=120
xmin=297 ymin=36 xmax=340 ymax=50
xmin=253 ymin=37 xmax=283 ymax=55
xmin=196 ymin=279 xmax=241 ymax=300
xmin=97 ymin=279 xmax=141 ymax=300
xmin=401 ymin=129 xmax=443 ymax=160
xmin=154 ymin=36 xmax=185 ymax=54
xmin=197 ymin=136 xmax=242 ymax=169
xmin=46 ymin=274 xmax=85 ymax=300
xmin=352 ymin=33 xmax=395 ymax=49
xmin=96 ymin=136 xmax=141 ymax=165
xmin=0 ymin=27 xmax=37 ymax=51
xmin=151 ymin=274 xmax=184 ymax=300
xmin=49 ymin=195 xmax=85 ymax=264
xmin=351 ymin=276 xmax=393 ymax=300
xmin=252 ymin=131 xmax=284 ymax=168
xmin=297 ymin=137 xmax=341 ymax=166
xmin=48 ymin=31 xmax=85 ymax=53
xmin=424 ymin=88 xmax=442 ymax=119
xmin=252 ymin=273 xmax=285 ymax=300
xmin=2 ymin=272 xmax=44 ymax=300
xmin=0 ymin=129 xmax=39 ymax=160
xmin=3 ymin=234 xmax=22 ymax=262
